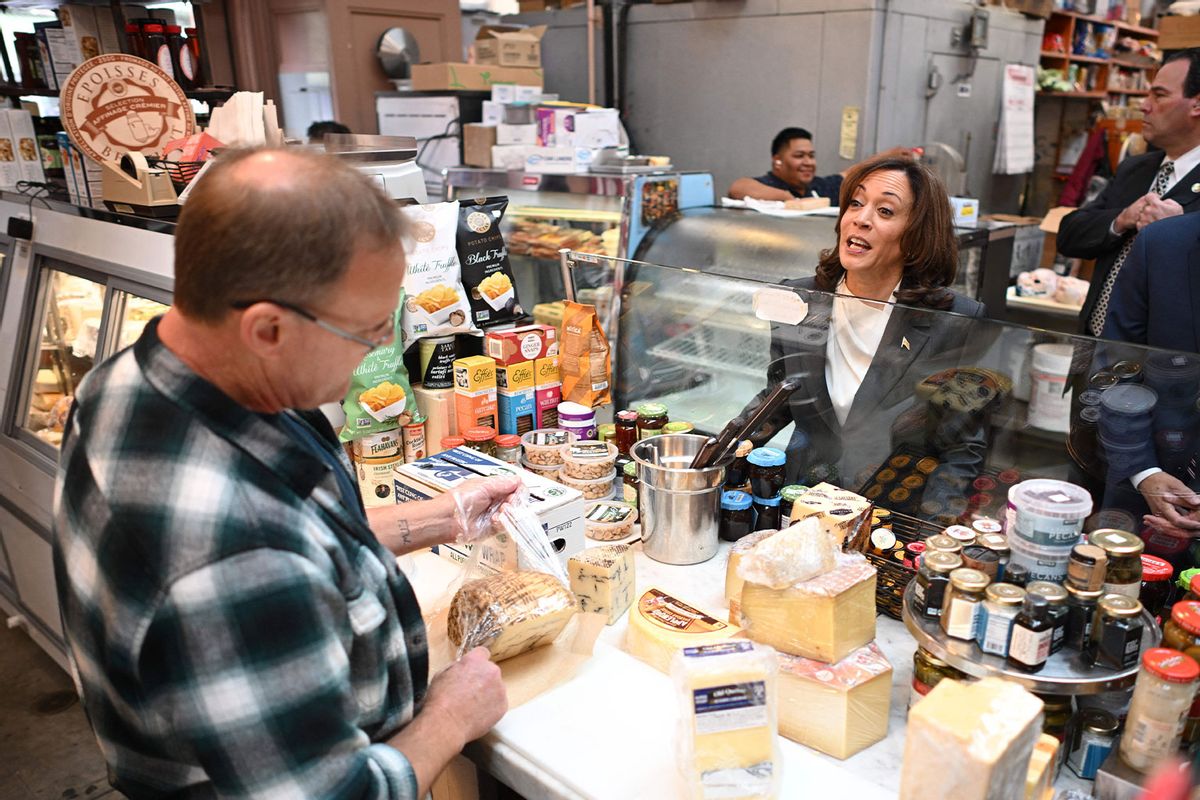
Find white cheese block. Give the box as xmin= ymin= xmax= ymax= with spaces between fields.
xmin=448 ymin=570 xmax=577 ymax=662
xmin=568 ymin=544 xmax=635 ymax=624
xmin=736 ymin=516 xmax=836 ymax=590
xmin=725 ymin=530 xmax=779 ymax=623
xmin=788 ymin=482 xmax=872 ymax=547
xmin=1024 ymin=734 xmax=1058 ymax=800
xmin=671 ymin=641 xmax=780 ymax=800
xmin=739 ymin=552 xmax=876 ymax=663
xmin=627 ymin=587 xmax=741 ymax=674
xmin=777 ymin=642 xmax=892 ymax=759
xmin=900 ymin=677 xmax=1045 ymax=800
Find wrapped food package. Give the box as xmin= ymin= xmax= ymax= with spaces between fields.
xmin=400 ymin=201 xmax=477 ymax=348
xmin=448 ymin=570 xmax=577 ymax=662
xmin=568 ymin=543 xmax=635 ymax=624
xmin=736 ymin=516 xmax=836 ymax=590
xmin=627 ymin=587 xmax=741 ymax=674
xmin=725 ymin=529 xmax=779 ymax=622
xmin=456 ymin=197 xmax=523 ymax=328
xmin=339 ymin=288 xmax=414 ymax=442
xmin=788 ymin=483 xmax=872 ymax=548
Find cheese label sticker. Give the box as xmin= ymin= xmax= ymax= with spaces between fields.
xmin=639 ymin=589 xmax=726 ymax=633
xmin=586 ymin=504 xmax=633 ymax=524
xmin=569 ymin=442 xmax=611 ymax=460
xmin=683 ymin=642 xmax=754 ymax=658
xmin=692 ymin=681 xmax=768 ymax=734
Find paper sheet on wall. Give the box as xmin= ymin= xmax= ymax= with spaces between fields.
xmin=994 ymin=64 xmax=1036 ymax=175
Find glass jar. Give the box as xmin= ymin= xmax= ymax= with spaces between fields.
xmin=904 ymin=541 xmax=926 ymax=569
xmin=1180 ymin=569 xmax=1200 ymax=603
xmin=719 ymin=491 xmax=754 ymax=542
xmin=1068 ymin=544 xmax=1108 ymax=592
xmin=462 ymin=426 xmax=497 ymax=456
xmin=15 ymin=32 xmax=47 ymax=88
xmin=165 ymin=24 xmax=188 ymax=87
xmin=636 ymin=402 xmax=669 ymax=439
xmin=910 ymin=647 xmax=967 ymax=709
xmin=622 ymin=460 xmax=639 ymax=510
xmin=143 ymin=23 xmax=172 ymax=78
xmin=944 ymin=524 xmax=977 ymax=548
xmin=779 ymin=485 xmax=808 ymax=527
xmin=978 ymin=533 xmax=1010 ymax=579
xmin=977 ymin=582 xmax=1026 ymax=656
xmin=1038 ymin=693 xmax=1074 ymax=757
xmin=1112 ymin=360 xmax=1143 ymax=383
xmin=494 ymin=434 xmax=522 ymax=464
xmin=1007 ymin=593 xmax=1054 ymax=673
xmin=941 ymin=568 xmax=990 ymax=641
xmin=663 ymin=421 xmax=693 ymax=435
xmin=1090 ymin=529 xmax=1145 ymax=598
xmin=1120 ymin=648 xmax=1200 ymax=773
xmin=972 ymin=517 xmax=1004 ymax=537
xmin=597 ymin=423 xmax=617 ymax=446
xmin=724 ymin=440 xmax=754 ymax=492
xmin=962 ymin=544 xmax=1001 ymax=580
xmin=1140 ymin=555 xmax=1175 ymax=620
xmin=1067 ymin=708 xmax=1119 ymax=780
xmin=1028 ymin=581 xmax=1069 ymax=655
xmin=747 ymin=448 xmax=787 ymax=498
xmin=1064 ymin=582 xmax=1104 ymax=652
xmin=869 ymin=526 xmax=897 ymax=556
xmin=1086 ymin=595 xmax=1145 ymax=670
xmin=615 ymin=410 xmax=639 ymax=456
xmin=1005 ymin=562 xmax=1030 ymax=588
xmin=913 ymin=551 xmax=963 ymax=619
xmin=1169 ymin=602 xmax=1200 ymax=746
xmin=440 ymin=435 xmax=465 ymax=451
xmin=184 ymin=26 xmax=205 ymax=87
xmin=752 ymin=494 xmax=781 ymax=532
xmin=925 ymin=534 xmax=962 ymax=556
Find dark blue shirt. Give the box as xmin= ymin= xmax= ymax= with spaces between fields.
xmin=756 ymin=172 xmax=843 ymax=201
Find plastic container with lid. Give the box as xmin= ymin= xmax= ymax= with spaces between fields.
xmin=494 ymin=434 xmax=522 ymax=464
xmin=1008 ymin=529 xmax=1076 ymax=583
xmin=622 ymin=460 xmax=639 ymax=509
xmin=462 ymin=426 xmax=497 ymax=456
xmin=1098 ymin=384 xmax=1157 ymax=445
xmin=521 ymin=428 xmax=577 ymax=465
xmin=583 ymin=500 xmax=638 ymax=541
xmin=636 ymin=402 xmax=669 ymax=439
xmin=747 ymin=447 xmax=787 ymax=499
xmin=1090 ymin=529 xmax=1145 ymax=598
xmin=1140 ymin=555 xmax=1175 ymax=619
xmin=559 ymin=401 xmax=597 ymax=441
xmin=1006 ymin=479 xmax=1093 ymax=548
xmin=1143 ymin=351 xmax=1200 ymax=406
xmin=519 ymin=457 xmax=561 ymax=481
xmin=1141 ymin=523 xmax=1193 ymax=564
xmin=559 ymin=440 xmax=618 ymax=480
xmin=558 ymin=468 xmax=617 ymax=500
xmin=719 ymin=491 xmax=755 ymax=542
xmin=1028 ymin=343 xmax=1075 ymax=432
xmin=1120 ymin=648 xmax=1200 ymax=772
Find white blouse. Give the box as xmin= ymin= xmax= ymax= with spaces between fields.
xmin=824 ymin=279 xmax=901 ymax=426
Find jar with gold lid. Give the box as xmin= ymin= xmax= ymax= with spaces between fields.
xmin=925 ymin=534 xmax=962 ymax=556
xmin=941 ymin=567 xmax=990 ymax=641
xmin=1089 ymin=529 xmax=1144 ymax=598
xmin=1085 ymin=594 xmax=1145 ymax=670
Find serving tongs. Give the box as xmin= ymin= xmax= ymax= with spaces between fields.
xmin=689 ymin=377 xmax=802 ymax=470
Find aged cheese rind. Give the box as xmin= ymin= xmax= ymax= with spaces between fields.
xmin=672 ymin=641 xmax=780 ymax=800
xmin=736 ymin=516 xmax=836 ymax=590
xmin=725 ymin=530 xmax=779 ymax=622
xmin=448 ymin=570 xmax=577 ymax=662
xmin=777 ymin=642 xmax=892 ymax=759
xmin=627 ymin=587 xmax=741 ymax=674
xmin=568 ymin=544 xmax=635 ymax=624
xmin=900 ymin=677 xmax=1044 ymax=800
xmin=1024 ymin=734 xmax=1059 ymax=800
xmin=739 ymin=552 xmax=876 ymax=663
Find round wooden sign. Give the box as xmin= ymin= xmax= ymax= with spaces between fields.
xmin=59 ymin=54 xmax=196 ymax=163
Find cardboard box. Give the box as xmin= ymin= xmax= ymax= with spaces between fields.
xmin=490 ymin=144 xmax=537 ymax=170
xmin=535 ymin=106 xmax=579 ymax=147
xmin=0 ymin=114 xmax=21 ymax=189
xmin=412 ymin=63 xmax=543 ymax=93
xmin=497 ymin=361 xmax=537 ymax=436
xmin=950 ymin=196 xmax=979 ymax=229
xmin=535 ymin=356 xmax=561 ymax=428
xmin=482 ymin=100 xmax=504 ymax=126
xmin=524 ymin=146 xmax=597 ymax=174
xmin=454 ymin=355 xmax=498 ymax=432
xmin=496 ymin=122 xmax=538 ymax=146
xmin=44 ymin=25 xmax=78 ymax=88
xmin=58 ymin=5 xmax=105 ymax=64
xmin=6 ymin=110 xmax=45 ymax=185
xmin=534 ymin=356 xmax=559 ymax=387
xmin=1160 ymin=15 xmax=1200 ymax=50
xmin=572 ymin=109 xmax=621 ymax=149
xmin=463 ymin=123 xmax=497 ymax=168
xmin=998 ymin=0 xmax=1053 ymax=18
xmin=474 ymin=25 xmax=546 ymax=68
xmin=487 ymin=324 xmax=558 ymax=365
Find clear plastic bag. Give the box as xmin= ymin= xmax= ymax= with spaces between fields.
xmin=736 ymin=516 xmax=836 ymax=590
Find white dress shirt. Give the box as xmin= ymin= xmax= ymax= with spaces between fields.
xmin=825 ymin=279 xmax=902 ymax=427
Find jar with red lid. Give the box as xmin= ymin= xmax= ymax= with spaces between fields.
xmin=614 ymin=410 xmax=638 ymax=456
xmin=165 ymin=25 xmax=189 ymax=88
xmin=1120 ymin=648 xmax=1200 ymax=772
xmin=184 ymin=27 xmax=205 ymax=87
xmin=1140 ymin=555 xmax=1175 ymax=620
xmin=463 ymin=427 xmax=497 ymax=456
xmin=142 ymin=23 xmax=173 ymax=78
xmin=1164 ymin=602 xmax=1200 ymax=745
xmin=440 ymin=435 xmax=465 ymax=452
xmin=494 ymin=434 xmax=522 ymax=464
xmin=1141 ymin=524 xmax=1192 ymax=571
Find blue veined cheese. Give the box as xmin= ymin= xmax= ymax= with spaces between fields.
xmin=568 ymin=544 xmax=635 ymax=624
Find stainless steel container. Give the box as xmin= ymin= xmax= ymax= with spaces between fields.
xmin=632 ymin=434 xmax=731 ymax=565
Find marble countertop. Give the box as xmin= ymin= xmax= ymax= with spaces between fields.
xmin=405 ymin=536 xmax=1093 ymax=799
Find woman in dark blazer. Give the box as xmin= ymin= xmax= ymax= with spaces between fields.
xmin=748 ymin=155 xmax=991 ymax=513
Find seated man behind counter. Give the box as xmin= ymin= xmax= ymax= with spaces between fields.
xmin=728 ymin=126 xmax=910 ymax=203
xmin=53 ymin=148 xmax=515 ymax=799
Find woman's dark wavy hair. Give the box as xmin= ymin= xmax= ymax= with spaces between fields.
xmin=814 ymin=155 xmax=958 ymax=310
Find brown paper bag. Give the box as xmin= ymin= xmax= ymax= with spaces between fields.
xmin=559 ymin=301 xmax=611 ymax=407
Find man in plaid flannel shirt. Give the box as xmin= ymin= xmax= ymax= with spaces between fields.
xmin=53 ymin=148 xmax=515 ymax=798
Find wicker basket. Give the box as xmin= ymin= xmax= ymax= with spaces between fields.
xmin=847 ymin=508 xmax=944 ymax=619
xmin=148 ymin=158 xmax=206 ymax=192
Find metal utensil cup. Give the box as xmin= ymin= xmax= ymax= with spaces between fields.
xmin=632 ymin=434 xmax=733 ymax=565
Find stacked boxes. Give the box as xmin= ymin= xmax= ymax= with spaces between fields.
xmin=496 ymin=361 xmax=536 ymax=436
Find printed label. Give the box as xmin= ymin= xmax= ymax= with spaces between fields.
xmin=683 ymin=642 xmax=754 ymax=658
xmin=981 ymin=609 xmax=1016 ymax=655
xmin=1008 ymin=624 xmax=1051 ymax=666
xmin=569 ymin=442 xmax=612 ymax=460
xmin=586 ymin=504 xmax=633 ymax=524
xmin=944 ymin=598 xmax=979 ymax=639
xmin=1126 ymin=715 xmax=1185 ymax=764
xmin=693 ymin=681 xmax=768 ymax=735
xmin=532 ymin=430 xmax=571 ymax=446
xmin=640 ymin=589 xmax=727 ymax=633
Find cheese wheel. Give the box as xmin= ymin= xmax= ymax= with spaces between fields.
xmin=627 ymin=587 xmax=741 ymax=674
xmin=448 ymin=570 xmax=577 ymax=662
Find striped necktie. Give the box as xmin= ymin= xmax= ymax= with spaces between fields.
xmin=1088 ymin=159 xmax=1175 ymax=337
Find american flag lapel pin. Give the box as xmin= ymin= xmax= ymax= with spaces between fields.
xmin=901 ymin=337 xmax=911 ymax=351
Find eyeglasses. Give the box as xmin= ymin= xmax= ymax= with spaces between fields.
xmin=230 ymin=299 xmax=395 ymax=350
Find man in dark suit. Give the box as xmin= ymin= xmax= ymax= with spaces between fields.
xmin=1058 ymin=48 xmax=1200 ymax=336
xmin=1100 ymin=213 xmax=1200 ymax=538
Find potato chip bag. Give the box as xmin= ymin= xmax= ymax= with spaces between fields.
xmin=457 ymin=196 xmax=522 ymax=328
xmin=560 ymin=301 xmax=611 ymax=407
xmin=340 ymin=288 xmax=416 ymax=442
xmin=400 ymin=201 xmax=476 ymax=349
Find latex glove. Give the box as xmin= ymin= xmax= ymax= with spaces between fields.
xmin=1139 ymin=472 xmax=1200 ymax=536
xmin=450 ymin=476 xmax=523 ymax=544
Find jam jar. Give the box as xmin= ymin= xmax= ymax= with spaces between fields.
xmin=1085 ymin=594 xmax=1145 ymax=670
xmin=913 ymin=551 xmax=963 ymax=619
xmin=636 ymin=402 xmax=669 ymax=439
xmin=725 ymin=440 xmax=754 ymax=492
xmin=1140 ymin=555 xmax=1175 ymax=620
xmin=615 ymin=410 xmax=639 ymax=456
xmin=752 ymin=494 xmax=782 ymax=532
xmin=719 ymin=491 xmax=754 ymax=542
xmin=462 ymin=426 xmax=497 ymax=456
xmin=747 ymin=448 xmax=787 ymax=499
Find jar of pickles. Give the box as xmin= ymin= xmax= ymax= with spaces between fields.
xmin=615 ymin=410 xmax=639 ymax=455
xmin=910 ymin=647 xmax=967 ymax=709
xmin=494 ymin=434 xmax=522 ymax=464
xmin=1090 ymin=529 xmax=1145 ymax=598
xmin=1170 ymin=602 xmax=1200 ymax=746
xmin=462 ymin=426 xmax=497 ymax=456
xmin=1120 ymin=648 xmax=1200 ymax=772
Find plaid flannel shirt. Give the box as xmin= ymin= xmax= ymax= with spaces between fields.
xmin=53 ymin=318 xmax=428 ymax=799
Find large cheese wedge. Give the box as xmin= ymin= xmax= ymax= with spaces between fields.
xmin=788 ymin=482 xmax=872 ymax=547
xmin=1024 ymin=734 xmax=1059 ymax=800
xmin=671 ymin=641 xmax=780 ymax=800
xmin=725 ymin=530 xmax=779 ymax=623
xmin=568 ymin=544 xmax=635 ymax=624
xmin=739 ymin=551 xmax=876 ymax=663
xmin=627 ymin=587 xmax=741 ymax=674
xmin=900 ymin=677 xmax=1044 ymax=800
xmin=448 ymin=570 xmax=577 ymax=662
xmin=737 ymin=516 xmax=837 ymax=590
xmin=777 ymin=642 xmax=892 ymax=759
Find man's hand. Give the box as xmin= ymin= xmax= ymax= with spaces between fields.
xmin=1139 ymin=472 xmax=1200 ymax=536
xmin=1115 ymin=192 xmax=1158 ymax=234
xmin=1136 ymin=195 xmax=1183 ymax=230
xmin=449 ymin=476 xmax=522 ymax=544
xmin=424 ymin=647 xmax=508 ymax=745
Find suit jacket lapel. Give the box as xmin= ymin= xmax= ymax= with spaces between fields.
xmin=789 ymin=290 xmax=838 ymax=433
xmin=1191 ymin=236 xmax=1200 ymax=354
xmin=1165 ymin=160 xmax=1200 ymax=207
xmin=843 ymin=306 xmax=931 ymax=429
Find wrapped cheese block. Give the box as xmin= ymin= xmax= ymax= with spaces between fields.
xmin=725 ymin=530 xmax=778 ymax=623
xmin=1024 ymin=734 xmax=1059 ymax=800
xmin=777 ymin=642 xmax=892 ymax=759
xmin=788 ymin=482 xmax=872 ymax=547
xmin=900 ymin=677 xmax=1044 ymax=800
xmin=628 ymin=587 xmax=741 ymax=674
xmin=737 ymin=516 xmax=836 ymax=590
xmin=739 ymin=551 xmax=876 ymax=663
xmin=568 ymin=544 xmax=635 ymax=624
xmin=448 ymin=570 xmax=577 ymax=662
xmin=672 ymin=641 xmax=781 ymax=800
